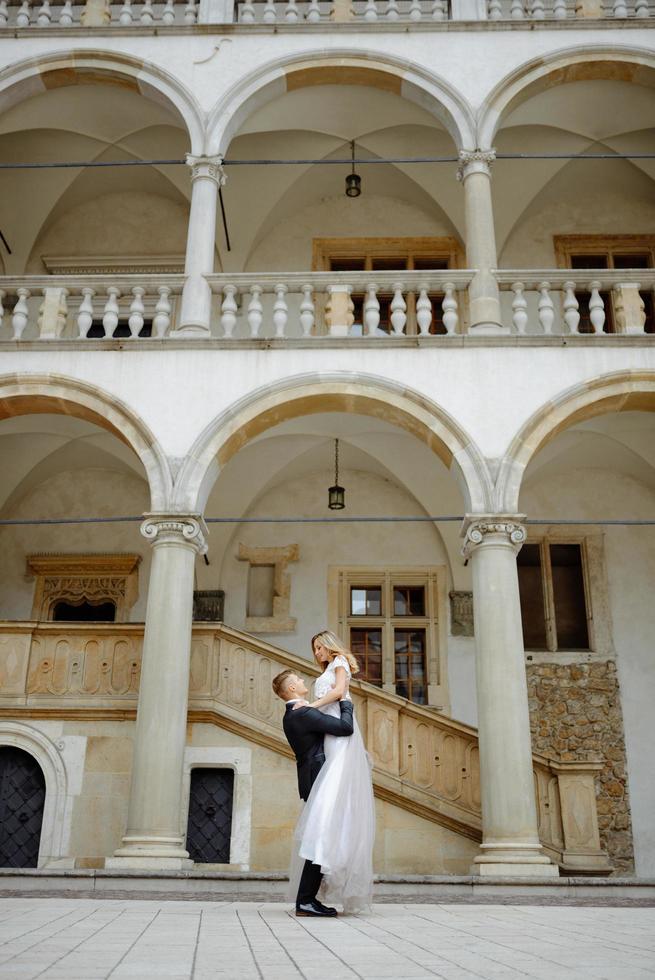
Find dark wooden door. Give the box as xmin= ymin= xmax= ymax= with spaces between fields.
xmin=0 ymin=747 xmax=46 ymax=868
xmin=185 ymin=768 xmax=234 ymax=864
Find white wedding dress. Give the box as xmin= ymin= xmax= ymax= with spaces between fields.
xmin=288 ymin=655 xmax=375 ymax=913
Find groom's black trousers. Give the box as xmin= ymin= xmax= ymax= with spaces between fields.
xmin=297 ymin=859 xmax=323 ymax=906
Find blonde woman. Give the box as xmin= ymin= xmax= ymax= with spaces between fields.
xmin=288 ymin=630 xmax=375 ymax=913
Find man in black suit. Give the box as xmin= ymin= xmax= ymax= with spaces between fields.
xmin=272 ymin=667 xmax=353 ymax=918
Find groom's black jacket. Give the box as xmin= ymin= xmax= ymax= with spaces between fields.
xmin=283 ymin=700 xmax=354 ymax=801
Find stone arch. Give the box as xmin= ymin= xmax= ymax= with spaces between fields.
xmin=495 ymin=370 xmax=655 ymax=513
xmin=173 ymin=372 xmax=492 ymax=514
xmin=0 ymin=49 xmax=204 ymax=154
xmin=207 ymin=49 xmax=476 ymax=155
xmin=0 ymin=723 xmax=70 ymax=866
xmin=478 ymin=44 xmax=655 ymax=148
xmin=0 ymin=373 xmax=173 ymax=510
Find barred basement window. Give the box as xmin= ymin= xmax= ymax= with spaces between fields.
xmin=517 ymin=541 xmax=590 ymax=652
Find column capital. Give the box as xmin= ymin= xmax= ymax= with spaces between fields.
xmin=457 ymin=148 xmax=496 ymax=182
xmin=185 ymin=154 xmax=227 ymax=185
xmin=461 ymin=514 xmax=526 ymax=559
xmin=140 ymin=513 xmax=208 ymax=555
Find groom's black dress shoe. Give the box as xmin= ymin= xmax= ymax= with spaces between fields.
xmin=295 ymin=900 xmax=338 ymax=917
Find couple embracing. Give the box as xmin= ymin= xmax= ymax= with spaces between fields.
xmin=272 ymin=630 xmax=375 ymax=916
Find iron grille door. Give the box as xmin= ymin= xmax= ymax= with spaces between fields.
xmin=186 ymin=768 xmax=234 ymax=864
xmin=0 ymin=747 xmax=46 ymax=868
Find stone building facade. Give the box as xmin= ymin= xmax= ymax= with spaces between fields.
xmin=0 ymin=0 xmax=653 ymax=883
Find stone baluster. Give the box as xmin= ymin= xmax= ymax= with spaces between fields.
xmin=184 ymin=0 xmax=197 ymax=22
xmin=612 ymin=0 xmax=627 ymax=13
xmin=58 ymin=0 xmax=73 ymax=22
xmin=103 ymin=287 xmax=121 ymax=337
xmin=306 ymin=0 xmax=321 ymax=19
xmin=240 ymin=0 xmax=256 ymax=18
xmin=153 ymin=286 xmax=172 ymax=338
xmin=247 ymin=285 xmax=263 ymax=337
xmin=563 ymin=281 xmax=580 ymax=334
xmin=457 ymin=150 xmax=503 ymax=334
xmin=364 ymin=284 xmax=380 ymax=336
xmin=530 ymin=0 xmax=544 ymax=15
xmin=108 ymin=515 xmax=207 ymax=870
xmin=588 ymin=281 xmax=605 ymax=334
xmin=16 ymin=1 xmax=31 ymax=26
xmin=390 ymin=283 xmax=407 ymax=335
xmin=220 ymin=284 xmax=238 ymax=338
xmin=36 ymin=0 xmax=52 ymax=24
xmin=119 ymin=0 xmax=133 ymax=22
xmin=38 ymin=286 xmax=68 ymax=339
xmin=12 ymin=288 xmax=31 ymax=340
xmin=431 ymin=0 xmax=445 ymax=16
xmin=162 ymin=0 xmax=176 ymax=22
xmin=552 ymin=0 xmax=566 ymax=15
xmin=140 ymin=0 xmax=154 ymax=24
xmin=509 ymin=0 xmax=524 ymax=16
xmin=462 ymin=517 xmax=558 ymax=878
xmin=326 ymin=285 xmax=354 ymax=337
xmin=284 ymin=0 xmax=299 ymax=19
xmin=0 ymin=289 xmax=5 ymax=329
xmin=613 ymin=283 xmax=646 ymax=334
xmin=385 ymin=0 xmax=399 ymax=17
xmin=635 ymin=0 xmax=649 ymax=15
xmin=488 ymin=0 xmax=502 ymax=16
xmin=537 ymin=282 xmax=555 ymax=334
xmin=262 ymin=0 xmax=277 ymax=20
xmin=511 ymin=282 xmax=528 ymax=334
xmin=273 ymin=284 xmax=289 ymax=338
xmin=416 ymin=285 xmax=433 ymax=335
xmin=77 ymin=287 xmax=95 ymax=338
xmin=0 ymin=1 xmax=8 ymax=25
xmin=363 ymin=0 xmax=379 ymax=17
xmin=128 ymin=286 xmax=145 ymax=338
xmin=442 ymin=283 xmax=458 ymax=335
xmin=408 ymin=0 xmax=422 ymax=18
xmin=299 ymin=285 xmax=315 ymax=337
xmin=178 ymin=156 xmax=225 ymax=337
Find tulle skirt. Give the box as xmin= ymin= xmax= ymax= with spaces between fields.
xmin=287 ymin=707 xmax=375 ymax=913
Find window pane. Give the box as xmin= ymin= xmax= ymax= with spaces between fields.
xmin=350 ymin=628 xmax=382 ymax=686
xmin=329 ymin=258 xmax=365 ymax=271
xmin=350 ymin=587 xmax=381 ymax=616
xmin=517 ymin=544 xmax=548 ymax=650
xmin=394 ymin=629 xmax=426 ymax=704
xmin=371 ymin=257 xmax=408 ymax=271
xmin=412 ymin=257 xmax=449 ymax=271
xmin=393 ymin=586 xmax=425 ymax=616
xmin=550 ymin=544 xmax=589 ymax=650
xmin=612 ymin=254 xmax=651 ymax=269
xmin=570 ymin=254 xmax=609 ymax=270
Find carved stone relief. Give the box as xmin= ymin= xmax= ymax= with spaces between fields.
xmin=449 ymin=591 xmax=474 ymax=636
xmin=27 ymin=555 xmax=141 ymax=623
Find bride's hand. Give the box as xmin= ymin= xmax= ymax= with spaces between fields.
xmin=292 ymin=699 xmax=309 ymax=710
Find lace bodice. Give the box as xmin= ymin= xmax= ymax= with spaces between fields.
xmin=314 ymin=654 xmax=352 ymax=701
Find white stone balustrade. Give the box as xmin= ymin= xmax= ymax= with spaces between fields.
xmin=1 ymin=0 xmax=196 ymax=26
xmin=487 ymin=0 xmax=652 ymax=15
xmin=497 ymin=270 xmax=655 ymax=336
xmin=206 ymin=271 xmax=472 ymax=339
xmin=0 ymin=276 xmax=184 ymax=340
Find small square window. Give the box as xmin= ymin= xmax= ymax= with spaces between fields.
xmin=350 ymin=587 xmax=382 ymax=616
xmin=393 ymin=586 xmax=425 ymax=616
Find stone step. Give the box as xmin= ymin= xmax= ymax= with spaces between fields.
xmin=1 ymin=869 xmax=653 ymax=905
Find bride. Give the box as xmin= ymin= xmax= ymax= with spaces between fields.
xmin=288 ymin=630 xmax=376 ymax=913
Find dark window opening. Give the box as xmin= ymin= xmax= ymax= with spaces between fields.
xmin=52 ymin=600 xmax=116 ymax=622
xmin=517 ymin=544 xmax=548 ymax=650
xmin=550 ymin=544 xmax=589 ymax=650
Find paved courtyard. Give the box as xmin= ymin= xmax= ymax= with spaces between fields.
xmin=0 ymin=899 xmax=654 ymax=980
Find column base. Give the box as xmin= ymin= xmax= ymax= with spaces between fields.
xmin=472 ymin=843 xmax=559 ymax=878
xmin=107 ymin=835 xmax=193 ymax=871
xmin=106 ymin=855 xmax=194 ymax=870
xmin=169 ymin=325 xmax=211 ymax=339
xmin=468 ymin=322 xmax=510 ymax=336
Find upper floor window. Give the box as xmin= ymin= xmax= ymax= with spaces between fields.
xmin=555 ymin=235 xmax=655 ymax=334
xmin=517 ymin=540 xmax=590 ymax=653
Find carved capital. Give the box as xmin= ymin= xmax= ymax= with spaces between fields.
xmin=185 ymin=154 xmax=227 ymax=186
xmin=456 ymin=148 xmax=496 ymax=182
xmin=461 ymin=514 xmax=526 ymax=559
xmin=140 ymin=514 xmax=208 ymax=555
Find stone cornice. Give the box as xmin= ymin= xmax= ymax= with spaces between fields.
xmin=26 ymin=554 xmax=141 ymax=577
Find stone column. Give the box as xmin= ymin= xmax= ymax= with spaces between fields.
xmin=457 ymin=150 xmax=505 ymax=335
xmin=462 ymin=516 xmax=558 ymax=876
xmin=176 ymin=155 xmax=226 ymax=338
xmin=81 ymin=0 xmax=111 ymax=25
xmin=108 ymin=515 xmax=207 ymax=869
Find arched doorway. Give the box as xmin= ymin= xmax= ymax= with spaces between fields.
xmin=0 ymin=746 xmax=46 ymax=868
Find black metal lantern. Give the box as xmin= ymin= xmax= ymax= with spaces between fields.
xmin=328 ymin=438 xmax=345 ymax=510
xmin=345 ymin=140 xmax=361 ymax=198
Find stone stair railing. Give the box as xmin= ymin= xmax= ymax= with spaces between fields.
xmin=0 ymin=620 xmax=611 ymax=872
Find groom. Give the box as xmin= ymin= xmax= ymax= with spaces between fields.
xmin=272 ymin=668 xmax=354 ymax=918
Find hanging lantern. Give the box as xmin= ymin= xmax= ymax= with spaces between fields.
xmin=328 ymin=438 xmax=345 ymax=510
xmin=345 ymin=140 xmax=362 ymax=198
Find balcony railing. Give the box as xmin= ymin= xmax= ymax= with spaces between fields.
xmin=1 ymin=269 xmax=653 ymax=340
xmin=0 ymin=0 xmax=197 ymax=26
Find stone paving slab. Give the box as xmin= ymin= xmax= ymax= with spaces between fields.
xmin=0 ymin=899 xmax=654 ymax=980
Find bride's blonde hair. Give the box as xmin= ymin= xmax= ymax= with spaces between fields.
xmin=311 ymin=630 xmax=360 ymax=675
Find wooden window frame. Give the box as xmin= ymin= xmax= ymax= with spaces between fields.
xmin=328 ymin=565 xmax=449 ymax=710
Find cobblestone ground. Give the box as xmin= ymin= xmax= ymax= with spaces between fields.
xmin=0 ymin=899 xmax=654 ymax=980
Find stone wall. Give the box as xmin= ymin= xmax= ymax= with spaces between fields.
xmin=527 ymin=660 xmax=634 ymax=874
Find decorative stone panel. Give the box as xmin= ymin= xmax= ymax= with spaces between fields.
xmin=527 ymin=660 xmax=634 ymax=873
xmin=449 ymin=591 xmax=474 ymax=636
xmin=27 ymin=555 xmax=141 ymax=623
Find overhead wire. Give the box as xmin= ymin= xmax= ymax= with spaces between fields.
xmin=0 ymin=516 xmax=653 ymax=526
